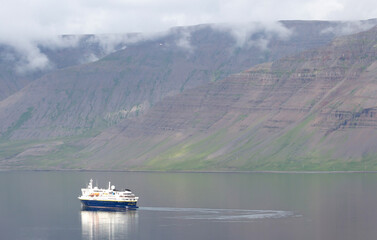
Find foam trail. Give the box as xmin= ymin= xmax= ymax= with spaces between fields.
xmin=140 ymin=207 xmax=295 ymax=222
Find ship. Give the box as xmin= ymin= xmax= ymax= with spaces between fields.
xmin=78 ymin=179 xmax=139 ymax=209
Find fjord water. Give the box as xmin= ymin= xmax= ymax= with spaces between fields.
xmin=1 ymin=171 xmax=377 ymax=240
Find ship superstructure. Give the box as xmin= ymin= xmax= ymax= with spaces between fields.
xmin=78 ymin=179 xmax=139 ymax=209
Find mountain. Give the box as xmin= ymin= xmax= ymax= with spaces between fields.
xmin=78 ymin=25 xmax=377 ymax=171
xmin=0 ymin=34 xmax=128 ymax=101
xmin=0 ymin=20 xmax=377 ymax=170
xmin=1 ymin=20 xmax=376 ymax=140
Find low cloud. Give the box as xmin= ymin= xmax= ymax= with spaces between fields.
xmin=321 ymin=20 xmax=377 ymax=36
xmin=168 ymin=27 xmax=197 ymax=53
xmin=1 ymin=36 xmax=83 ymax=74
xmin=15 ymin=44 xmax=51 ymax=73
xmin=80 ymin=53 xmax=100 ymax=64
xmin=175 ymin=30 xmax=194 ymax=52
xmin=1 ymin=0 xmax=376 ymax=72
xmin=212 ymin=22 xmax=292 ymax=49
xmin=86 ymin=30 xmax=172 ymax=56
xmin=87 ymin=34 xmax=134 ymax=55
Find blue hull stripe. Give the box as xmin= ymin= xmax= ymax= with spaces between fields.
xmin=80 ymin=200 xmax=138 ymax=208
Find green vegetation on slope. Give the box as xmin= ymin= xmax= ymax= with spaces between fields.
xmin=1 ymin=107 xmax=34 ymax=140
xmin=144 ymin=129 xmax=228 ymax=170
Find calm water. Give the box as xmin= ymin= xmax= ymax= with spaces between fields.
xmin=1 ymin=171 xmax=377 ymax=240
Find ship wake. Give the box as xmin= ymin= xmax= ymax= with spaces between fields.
xmin=140 ymin=207 xmax=296 ymax=222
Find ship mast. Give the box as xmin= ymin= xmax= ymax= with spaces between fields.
xmin=88 ymin=179 xmax=93 ymax=189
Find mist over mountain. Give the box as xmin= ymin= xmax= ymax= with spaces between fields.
xmin=0 ymin=19 xmax=377 ymax=170
xmin=0 ymin=34 xmax=131 ymax=101
xmin=81 ymin=24 xmax=377 ymax=171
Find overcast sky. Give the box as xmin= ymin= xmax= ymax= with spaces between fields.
xmin=0 ymin=0 xmax=376 ymax=72
xmin=0 ymin=0 xmax=376 ymax=38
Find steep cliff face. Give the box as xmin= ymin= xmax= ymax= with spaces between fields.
xmin=80 ymin=26 xmax=377 ymax=171
xmin=1 ymin=21 xmax=377 ymax=170
xmin=1 ymin=20 xmax=368 ymax=140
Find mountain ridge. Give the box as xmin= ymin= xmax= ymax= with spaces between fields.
xmin=78 ymin=25 xmax=377 ymax=171
xmin=1 ymin=20 xmax=377 ymax=170
xmin=3 ymin=20 xmax=370 ymax=140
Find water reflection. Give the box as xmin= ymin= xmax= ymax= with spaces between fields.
xmin=81 ymin=208 xmax=138 ymax=240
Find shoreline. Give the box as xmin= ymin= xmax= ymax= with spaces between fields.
xmin=1 ymin=168 xmax=377 ymax=174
